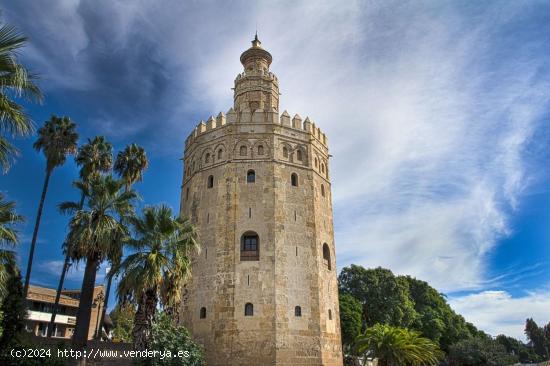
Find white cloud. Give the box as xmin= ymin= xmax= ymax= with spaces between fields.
xmin=449 ymin=289 xmax=550 ymax=340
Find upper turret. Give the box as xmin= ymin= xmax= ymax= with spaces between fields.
xmin=234 ymin=34 xmax=280 ymax=112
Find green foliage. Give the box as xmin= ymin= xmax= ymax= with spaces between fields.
xmin=525 ymin=318 xmax=550 ymax=359
xmin=33 ymin=115 xmax=78 ymax=173
xmin=75 ymin=135 xmax=113 ymax=181
xmin=0 ymin=20 xmax=42 ymax=173
xmin=495 ymin=334 xmax=542 ymax=363
xmin=114 ymin=143 xmax=149 ymax=191
xmin=339 ymin=266 xmax=416 ymax=328
xmin=338 ymin=265 xmax=479 ymax=353
xmin=0 ymin=193 xmax=23 ymax=300
xmin=145 ymin=311 xmax=204 ymax=366
xmin=0 ymin=272 xmax=26 ymax=347
xmin=110 ymin=303 xmax=135 ymax=343
xmin=354 ymin=323 xmax=444 ymax=366
xmin=448 ymin=337 xmax=518 ymax=366
xmin=117 ymin=205 xmax=199 ymax=310
xmin=339 ymin=293 xmax=362 ymax=350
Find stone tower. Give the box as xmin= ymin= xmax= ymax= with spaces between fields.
xmin=179 ymin=35 xmax=342 ymax=366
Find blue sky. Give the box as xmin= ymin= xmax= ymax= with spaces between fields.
xmin=1 ymin=0 xmax=549 ymax=339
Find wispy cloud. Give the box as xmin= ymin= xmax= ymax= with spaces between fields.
xmin=449 ymin=289 xmax=550 ymax=340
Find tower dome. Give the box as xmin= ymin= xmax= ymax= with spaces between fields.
xmin=239 ymin=33 xmax=273 ymax=71
xmin=234 ymin=34 xmax=280 ymax=112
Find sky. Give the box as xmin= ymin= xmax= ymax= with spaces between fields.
xmin=1 ymin=0 xmax=549 ymax=340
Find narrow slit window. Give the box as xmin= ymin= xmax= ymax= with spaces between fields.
xmin=295 ymin=306 xmax=302 ymax=317
xmin=296 ymin=150 xmax=302 ymax=161
xmin=322 ymin=243 xmax=331 ymax=270
xmin=328 ymin=309 xmax=332 ymax=320
xmin=207 ymin=175 xmax=214 ymax=188
xmin=283 ymin=146 xmax=288 ymax=158
xmin=200 ymin=307 xmax=206 ymax=319
xmin=249 ymin=207 xmax=252 ymax=218
xmin=218 ymin=149 xmax=222 ymax=159
xmin=321 ymin=184 xmax=325 ymax=197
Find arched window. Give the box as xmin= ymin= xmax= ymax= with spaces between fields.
xmin=200 ymin=307 xmax=206 ymax=319
xmin=207 ymin=175 xmax=214 ymax=188
xmin=283 ymin=146 xmax=288 ymax=158
xmin=217 ymin=149 xmax=222 ymax=159
xmin=247 ymin=170 xmax=256 ymax=183
xmin=321 ymin=184 xmax=325 ymax=197
xmin=257 ymin=145 xmax=264 ymax=155
xmin=291 ymin=173 xmax=298 ymax=187
xmin=295 ymin=306 xmax=302 ymax=317
xmin=240 ymin=145 xmax=247 ymax=156
xmin=245 ymin=303 xmax=254 ymax=316
xmin=328 ymin=309 xmax=332 ymax=320
xmin=241 ymin=231 xmax=259 ymax=261
xmin=321 ymin=163 xmax=325 ymax=174
xmin=296 ymin=150 xmax=302 ymax=161
xmin=205 ymin=153 xmax=210 ymax=163
xmin=323 ymin=243 xmax=331 ymax=270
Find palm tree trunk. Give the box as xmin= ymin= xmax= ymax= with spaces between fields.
xmin=72 ymin=254 xmax=99 ymax=351
xmin=96 ymin=271 xmax=113 ymax=340
xmin=48 ymin=192 xmax=86 ymax=337
xmin=132 ymin=290 xmax=157 ymax=351
xmin=23 ymin=169 xmax=51 ymax=297
xmin=47 ymin=252 xmax=70 ymax=337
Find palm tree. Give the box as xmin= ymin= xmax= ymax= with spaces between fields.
xmin=76 ymin=136 xmax=114 ymax=182
xmin=47 ymin=136 xmax=113 ymax=337
xmin=114 ymin=143 xmax=148 ymax=191
xmin=0 ymin=193 xmax=24 ymax=300
xmin=0 ymin=22 xmax=43 ymax=173
xmin=96 ymin=143 xmax=148 ymax=339
xmin=60 ymin=175 xmax=136 ymax=350
xmin=23 ymin=115 xmax=78 ymax=297
xmin=116 ymin=205 xmax=198 ymax=351
xmin=354 ymin=324 xmax=444 ymax=366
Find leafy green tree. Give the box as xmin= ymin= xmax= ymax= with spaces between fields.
xmin=0 ymin=20 xmax=42 ymax=173
xmin=0 ymin=271 xmax=26 ymax=347
xmin=48 ymin=136 xmax=114 ymax=337
xmin=495 ymin=334 xmax=542 ymax=363
xmin=117 ymin=205 xmax=199 ymax=351
xmin=339 ymin=293 xmax=362 ymax=350
xmin=402 ymin=275 xmax=477 ymax=351
xmin=61 ymin=175 xmax=136 ymax=350
xmin=110 ymin=303 xmax=135 ymax=343
xmin=525 ymin=318 xmax=549 ymax=358
xmin=354 ymin=324 xmax=444 ymax=366
xmin=146 ymin=311 xmax=204 ymax=366
xmin=97 ymin=143 xmax=149 ymax=338
xmin=448 ymin=337 xmax=518 ymax=366
xmin=23 ymin=115 xmax=78 ymax=297
xmin=0 ymin=193 xmax=23 ymax=300
xmin=339 ymin=266 xmax=416 ymax=328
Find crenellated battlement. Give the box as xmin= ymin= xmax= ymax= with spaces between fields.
xmin=184 ymin=108 xmax=328 ymax=149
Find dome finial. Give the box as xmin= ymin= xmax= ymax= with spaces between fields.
xmin=252 ymin=31 xmax=261 ymax=48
